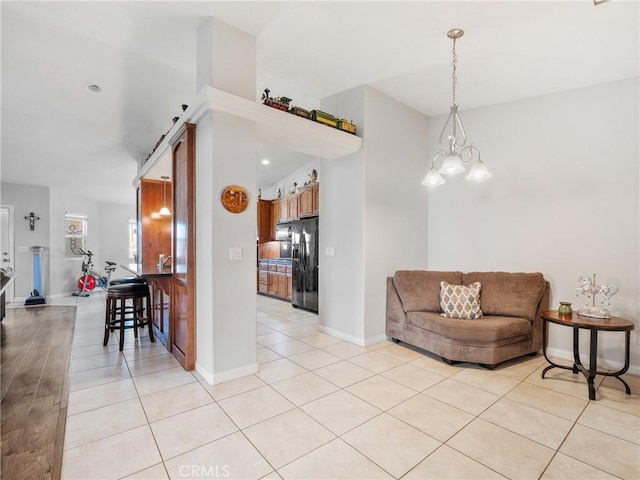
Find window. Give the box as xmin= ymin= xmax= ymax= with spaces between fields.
xmin=65 ymin=213 xmax=88 ymax=258
xmin=128 ymin=218 xmax=138 ymax=263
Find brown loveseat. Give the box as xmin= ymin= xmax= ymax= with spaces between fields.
xmin=386 ymin=271 xmax=549 ymax=368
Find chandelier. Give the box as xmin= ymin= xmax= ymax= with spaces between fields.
xmin=422 ymin=29 xmax=492 ymax=186
xmin=158 ymin=176 xmax=171 ymax=216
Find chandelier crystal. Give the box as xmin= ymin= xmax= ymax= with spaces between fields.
xmin=422 ymin=29 xmax=492 ymax=186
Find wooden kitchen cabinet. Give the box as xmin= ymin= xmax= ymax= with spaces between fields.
xmin=269 ymin=201 xmax=278 ymax=240
xmin=277 ymin=198 xmax=289 ymax=222
xmin=312 ymin=183 xmax=319 ymax=215
xmin=258 ymin=261 xmax=292 ymax=302
xmin=276 ymin=272 xmax=287 ymax=297
xmin=298 ymin=183 xmax=319 ymax=218
xmin=257 ymin=199 xmax=271 ymax=243
xmin=277 ymin=195 xmax=299 ymax=222
xmin=169 ymin=122 xmax=196 ymax=370
xmin=258 ymin=269 xmax=268 ymax=293
xmin=288 ymin=196 xmax=298 ymax=220
xmin=139 ymin=178 xmax=172 ymax=266
xmin=149 ymin=277 xmax=171 ymax=348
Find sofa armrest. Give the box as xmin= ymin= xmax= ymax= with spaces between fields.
xmin=386 ymin=277 xmax=406 ymax=340
xmin=531 ymin=281 xmax=550 ymax=351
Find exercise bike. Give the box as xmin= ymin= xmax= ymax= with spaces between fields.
xmin=72 ymin=248 xmax=116 ymax=297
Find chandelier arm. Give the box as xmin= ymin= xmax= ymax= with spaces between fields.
xmin=452 ymin=109 xmax=467 ymax=148
xmin=438 ymin=110 xmax=455 ymax=149
xmin=432 ymin=151 xmax=445 ymax=168
xmin=459 ymin=145 xmax=480 ymax=166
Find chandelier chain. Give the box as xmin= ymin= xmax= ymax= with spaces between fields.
xmin=451 ymin=37 xmax=458 ymax=107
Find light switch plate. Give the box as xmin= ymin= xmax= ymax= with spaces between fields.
xmin=228 ymin=247 xmax=242 ymax=261
xmin=325 ymin=247 xmax=335 ymax=256
xmin=18 ymin=246 xmax=29 ymax=253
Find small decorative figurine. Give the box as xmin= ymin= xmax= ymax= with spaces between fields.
xmin=258 ymin=188 xmax=262 ymax=200
xmin=277 ymin=188 xmax=282 ymax=199
xmin=575 ymin=274 xmax=619 ymax=318
xmin=289 ymin=182 xmax=298 ymax=195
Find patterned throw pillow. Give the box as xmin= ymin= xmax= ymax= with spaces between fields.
xmin=440 ymin=281 xmax=483 ymax=319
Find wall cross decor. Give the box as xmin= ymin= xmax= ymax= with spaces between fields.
xmin=24 ymin=212 xmax=40 ymax=231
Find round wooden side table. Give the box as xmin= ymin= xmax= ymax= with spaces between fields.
xmin=541 ymin=310 xmax=635 ymax=400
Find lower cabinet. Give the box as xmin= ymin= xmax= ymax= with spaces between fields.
xmin=258 ymin=262 xmax=292 ymax=302
xmin=149 ymin=277 xmax=172 ymax=349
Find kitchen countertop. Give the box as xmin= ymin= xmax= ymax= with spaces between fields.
xmin=121 ymin=263 xmax=173 ymax=278
xmin=258 ymin=258 xmax=292 ymax=265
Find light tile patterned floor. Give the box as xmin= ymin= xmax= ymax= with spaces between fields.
xmin=60 ymin=293 xmax=640 ymax=479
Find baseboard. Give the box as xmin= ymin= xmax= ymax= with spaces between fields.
xmin=545 ymin=346 xmax=640 ymax=376
xmin=318 ymin=325 xmax=365 ymax=346
xmin=317 ymin=326 xmax=388 ymax=348
xmin=365 ymin=333 xmax=389 ymax=347
xmin=196 ymin=362 xmax=258 ymax=386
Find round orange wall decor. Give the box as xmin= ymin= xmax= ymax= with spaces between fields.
xmin=221 ymin=185 xmax=249 ymax=214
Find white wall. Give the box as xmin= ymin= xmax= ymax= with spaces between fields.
xmin=320 ymin=86 xmax=429 ymax=345
xmin=426 ymin=78 xmax=640 ymax=372
xmin=195 ymin=17 xmax=258 ymax=384
xmin=50 ymin=189 xmax=137 ymax=295
xmin=1 ymin=182 xmax=135 ymax=298
xmin=98 ymin=202 xmax=136 ymax=280
xmin=362 ymin=87 xmax=429 ymax=340
xmin=320 ymin=86 xmax=366 ymax=343
xmin=260 ymin=157 xmax=321 ymax=201
xmin=1 ymin=182 xmax=50 ymax=299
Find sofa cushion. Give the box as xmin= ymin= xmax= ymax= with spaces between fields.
xmin=463 ymin=272 xmax=546 ymax=322
xmin=393 ymin=271 xmax=463 ymax=313
xmin=407 ymin=311 xmax=531 ymax=344
xmin=440 ymin=281 xmax=483 ymax=319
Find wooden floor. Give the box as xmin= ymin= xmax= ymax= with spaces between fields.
xmin=1 ymin=305 xmax=76 ymax=480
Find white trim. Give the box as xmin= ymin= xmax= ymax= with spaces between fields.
xmin=0 ymin=205 xmax=15 ymax=302
xmin=365 ymin=333 xmax=391 ymax=347
xmin=318 ymin=325 xmax=366 ymax=346
xmin=196 ymin=361 xmax=258 ymax=386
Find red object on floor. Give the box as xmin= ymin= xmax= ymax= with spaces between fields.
xmin=78 ymin=275 xmax=96 ymax=291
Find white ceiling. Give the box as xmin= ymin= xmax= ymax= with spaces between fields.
xmin=2 ymin=1 xmax=638 ymax=204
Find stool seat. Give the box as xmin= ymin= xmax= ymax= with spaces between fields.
xmin=107 ymin=283 xmax=149 ymax=295
xmin=109 ymin=277 xmax=147 ymax=286
xmin=104 ymin=282 xmax=154 ymax=351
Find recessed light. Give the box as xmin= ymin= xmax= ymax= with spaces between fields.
xmin=87 ymin=84 xmax=103 ymax=94
xmin=261 ymin=159 xmax=270 ymax=165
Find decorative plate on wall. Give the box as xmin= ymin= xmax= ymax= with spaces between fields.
xmin=221 ymin=185 xmax=249 ymax=214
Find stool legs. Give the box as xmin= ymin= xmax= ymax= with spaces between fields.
xmin=104 ymin=287 xmax=153 ymax=351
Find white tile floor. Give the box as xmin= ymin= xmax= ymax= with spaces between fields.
xmin=58 ymin=292 xmax=640 ymax=479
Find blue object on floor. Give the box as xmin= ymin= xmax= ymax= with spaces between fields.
xmin=25 ymin=246 xmax=46 ymax=306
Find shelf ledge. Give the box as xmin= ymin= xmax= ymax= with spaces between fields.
xmin=135 ymin=86 xmax=362 ymax=185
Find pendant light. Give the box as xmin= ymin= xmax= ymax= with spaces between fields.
xmin=158 ymin=176 xmax=171 ymax=216
xmin=422 ymin=29 xmax=492 ymax=186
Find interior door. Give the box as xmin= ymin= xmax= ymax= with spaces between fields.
xmin=1 ymin=205 xmax=15 ymax=302
xmin=170 ymin=123 xmax=196 ymax=370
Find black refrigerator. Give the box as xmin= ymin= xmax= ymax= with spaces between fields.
xmin=291 ymin=217 xmax=318 ymax=313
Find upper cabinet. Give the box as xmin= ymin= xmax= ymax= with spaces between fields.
xmin=138 ymin=179 xmax=172 ymax=266
xmin=257 ymin=184 xmax=320 ymax=244
xmin=257 ymin=199 xmax=272 ymax=243
xmin=298 ymin=184 xmax=319 ymax=218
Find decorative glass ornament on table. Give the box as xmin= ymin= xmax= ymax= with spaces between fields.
xmin=575 ymin=274 xmax=619 ymax=318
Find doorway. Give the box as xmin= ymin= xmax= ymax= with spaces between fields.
xmin=1 ymin=205 xmax=15 ymax=302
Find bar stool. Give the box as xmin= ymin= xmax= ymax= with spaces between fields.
xmin=104 ymin=283 xmax=154 ymax=351
xmin=108 ymin=277 xmax=147 ymax=317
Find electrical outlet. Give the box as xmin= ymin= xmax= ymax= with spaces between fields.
xmin=18 ymin=246 xmax=29 ymax=253
xmin=228 ymin=248 xmax=242 ymax=261
xmin=325 ymin=247 xmax=335 ymax=257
